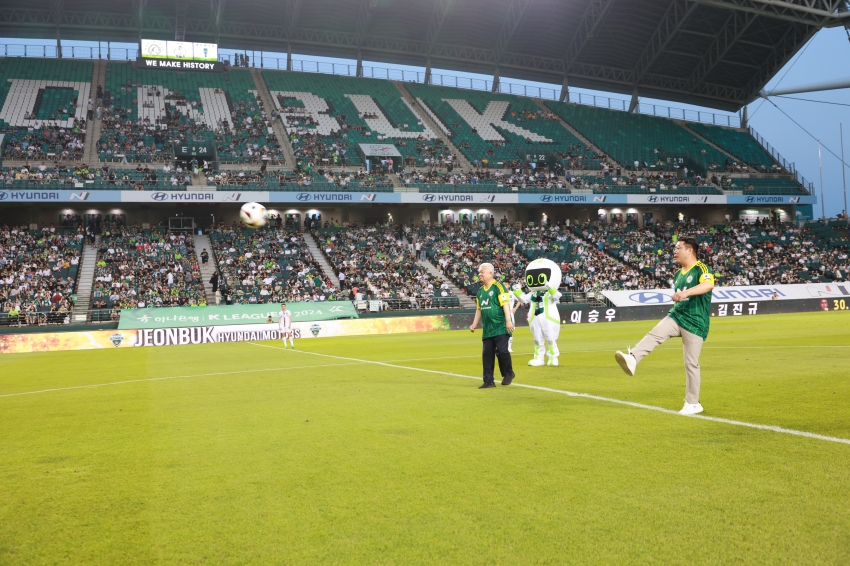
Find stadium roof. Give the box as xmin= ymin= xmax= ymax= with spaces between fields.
xmin=1 ymin=0 xmax=848 ymax=111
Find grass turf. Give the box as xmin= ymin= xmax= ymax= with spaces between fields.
xmin=0 ymin=311 xmax=849 ymax=564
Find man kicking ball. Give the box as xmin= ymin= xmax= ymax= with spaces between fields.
xmin=614 ymin=237 xmax=714 ymax=415
xmin=279 ymin=303 xmax=294 ymax=349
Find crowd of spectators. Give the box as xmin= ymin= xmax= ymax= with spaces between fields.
xmin=398 ymin=168 xmax=566 ymax=190
xmin=567 ymin=169 xmax=710 ymax=192
xmin=210 ymin=224 xmax=334 ymax=304
xmin=576 ymin=219 xmax=849 ymax=286
xmin=92 ymin=227 xmax=205 ymax=310
xmin=0 ymin=225 xmax=81 ymax=325
xmin=99 ymin=81 xmax=283 ymax=164
xmin=2 ymin=120 xmax=87 ymax=161
xmin=421 ymin=224 xmax=524 ymax=296
xmin=316 ymin=224 xmax=451 ymax=308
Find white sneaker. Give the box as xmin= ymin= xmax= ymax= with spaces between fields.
xmin=547 ymin=357 xmax=559 ymax=367
xmin=528 ymin=359 xmax=545 ymax=367
xmin=614 ymin=348 xmax=637 ymax=376
xmin=679 ymin=402 xmax=704 ymax=415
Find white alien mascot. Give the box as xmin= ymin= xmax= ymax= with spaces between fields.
xmin=513 ymin=258 xmax=563 ymax=366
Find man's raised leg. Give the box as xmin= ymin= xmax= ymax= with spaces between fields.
xmin=616 ymin=316 xmax=680 ymax=376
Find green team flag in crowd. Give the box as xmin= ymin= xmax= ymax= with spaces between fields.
xmin=118 ymin=302 xmax=358 ymax=330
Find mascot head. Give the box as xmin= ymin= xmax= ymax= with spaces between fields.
xmin=524 ymin=258 xmax=562 ymax=292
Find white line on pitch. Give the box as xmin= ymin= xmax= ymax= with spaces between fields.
xmin=249 ymin=342 xmax=850 ymax=447
xmin=0 ymin=362 xmax=365 ymax=399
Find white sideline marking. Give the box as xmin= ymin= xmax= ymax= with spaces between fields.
xmin=250 ymin=342 xmax=850 ymax=447
xmin=0 ymin=362 xmax=364 ymax=399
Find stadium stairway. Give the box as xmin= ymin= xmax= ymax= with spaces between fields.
xmin=532 ymin=98 xmax=622 ymax=170
xmin=250 ymin=68 xmax=296 ymax=166
xmin=394 ymin=82 xmax=473 ymax=171
xmin=417 ymin=258 xmax=477 ymax=309
xmin=72 ymin=235 xmax=99 ymax=323
xmin=83 ymin=60 xmax=106 ymax=164
xmin=194 ymin=234 xmax=218 ymax=304
xmin=302 ymin=232 xmax=341 ymax=289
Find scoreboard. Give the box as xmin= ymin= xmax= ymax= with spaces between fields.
xmin=137 ymin=39 xmax=224 ymax=72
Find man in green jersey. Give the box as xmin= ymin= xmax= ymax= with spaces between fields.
xmin=615 ymin=237 xmax=715 ymax=415
xmin=469 ymin=263 xmax=516 ymax=389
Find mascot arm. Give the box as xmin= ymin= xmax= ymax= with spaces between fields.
xmin=512 ymin=284 xmax=532 ymax=304
xmin=547 ymin=287 xmax=562 ymax=302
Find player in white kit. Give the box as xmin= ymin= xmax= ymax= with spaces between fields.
xmin=279 ymin=303 xmax=294 ymax=348
xmin=508 ymin=287 xmax=519 ymax=353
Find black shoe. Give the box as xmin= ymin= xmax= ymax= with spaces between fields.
xmin=501 ymin=374 xmax=515 ymax=386
xmin=479 ymin=382 xmax=496 ymax=389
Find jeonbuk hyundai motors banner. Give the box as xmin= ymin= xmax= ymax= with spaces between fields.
xmin=118 ymin=302 xmax=358 ymax=330
xmin=602 ymin=282 xmax=850 ymax=307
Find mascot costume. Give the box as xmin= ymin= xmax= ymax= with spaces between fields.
xmin=513 ymin=258 xmax=563 ymax=366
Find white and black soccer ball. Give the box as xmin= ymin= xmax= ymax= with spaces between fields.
xmin=239 ymin=202 xmax=267 ymax=229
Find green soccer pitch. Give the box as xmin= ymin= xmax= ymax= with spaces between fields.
xmin=1 ymin=311 xmax=849 ymax=564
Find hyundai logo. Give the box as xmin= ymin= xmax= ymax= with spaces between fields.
xmin=0 ymin=192 xmax=7 ymax=201
xmin=629 ymin=291 xmax=672 ymax=304
xmin=296 ymin=193 xmax=312 ymax=201
xmin=540 ymin=195 xmax=552 ymax=203
xmin=151 ymin=192 xmax=169 ymax=201
xmin=422 ymin=194 xmax=436 ymax=202
xmin=648 ymin=196 xmax=658 ymax=203
xmin=746 ymin=196 xmax=755 ymax=203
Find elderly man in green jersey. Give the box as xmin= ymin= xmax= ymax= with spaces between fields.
xmin=469 ymin=262 xmax=516 ymax=389
xmin=615 ymin=236 xmax=715 ymax=415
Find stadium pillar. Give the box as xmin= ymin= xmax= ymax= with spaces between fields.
xmin=425 ymin=58 xmax=432 ymax=85
xmin=741 ymin=105 xmax=748 ymax=129
xmin=287 ymin=42 xmax=293 ymax=71
xmin=628 ymin=88 xmax=639 ymax=113
xmin=491 ymin=68 xmax=500 ymax=93
xmin=558 ymin=75 xmax=569 ymax=102
xmin=356 ymin=50 xmax=363 ymax=78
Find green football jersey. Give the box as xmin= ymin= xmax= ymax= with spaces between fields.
xmin=476 ymin=280 xmax=511 ymax=339
xmin=669 ymin=261 xmax=714 ymax=340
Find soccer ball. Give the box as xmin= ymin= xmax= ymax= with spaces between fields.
xmin=240 ymin=202 xmax=267 ymax=229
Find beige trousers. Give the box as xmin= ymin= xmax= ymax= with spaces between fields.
xmin=631 ymin=316 xmax=704 ymax=405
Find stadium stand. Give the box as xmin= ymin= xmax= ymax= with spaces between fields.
xmin=313 ymin=225 xmax=459 ymax=309
xmin=99 ymin=64 xmax=282 ymax=164
xmin=1 ymin=163 xmax=189 ymax=190
xmin=420 ymin=224 xmax=524 ymax=297
xmin=261 ymin=71 xmax=451 ymax=168
xmin=0 ymin=57 xmax=93 ymax=159
xmin=719 ymin=176 xmax=807 ymax=195
xmin=0 ymin=225 xmax=82 ymax=326
xmin=567 ymin=172 xmax=722 ymax=194
xmin=576 ymin=220 xmax=848 ymax=286
xmin=399 ymin=168 xmax=567 ymax=192
xmin=91 ymin=227 xmax=205 ymax=311
xmin=404 ymin=83 xmax=604 ymax=169
xmin=496 ymin=223 xmax=658 ymax=292
xmin=544 ymin=101 xmax=730 ymax=175
xmin=0 ymin=58 xmax=92 ymax=162
xmin=686 ymin=123 xmax=781 ymax=172
xmin=209 ymin=224 xmax=333 ymax=304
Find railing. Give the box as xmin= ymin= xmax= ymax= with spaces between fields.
xmin=0 ymin=311 xmax=73 ymax=327
xmin=0 ymin=41 xmax=739 ymax=129
xmin=748 ymin=126 xmax=815 ymax=195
